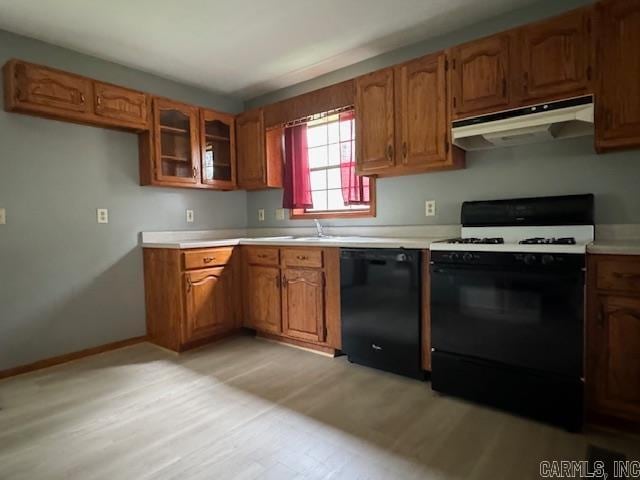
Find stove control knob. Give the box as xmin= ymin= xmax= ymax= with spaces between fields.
xmin=541 ymin=254 xmax=555 ymax=265
xmin=462 ymin=253 xmax=474 ymax=263
xmin=450 ymin=253 xmax=460 ymax=261
xmin=523 ymin=254 xmax=537 ymax=265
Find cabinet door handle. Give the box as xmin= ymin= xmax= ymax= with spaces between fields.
xmin=281 ymin=275 xmax=286 ymax=288
xmin=203 ymin=257 xmax=214 ymax=263
xmin=80 ymin=93 xmax=85 ymax=104
xmin=186 ymin=276 xmax=193 ymax=292
xmin=192 ymin=166 xmax=198 ymax=179
xmin=275 ymin=274 xmax=281 ymax=288
xmin=387 ymin=144 xmax=394 ymax=164
xmin=402 ymin=141 xmax=407 ymax=162
xmin=296 ymin=255 xmax=309 ymax=260
xmin=96 ymin=95 xmax=102 ymax=106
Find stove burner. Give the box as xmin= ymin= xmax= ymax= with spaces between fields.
xmin=519 ymin=237 xmax=577 ymax=245
xmin=447 ymin=237 xmax=505 ymax=245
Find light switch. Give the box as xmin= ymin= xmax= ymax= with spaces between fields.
xmin=425 ymin=200 xmax=436 ymax=217
xmin=275 ymin=209 xmax=285 ymax=220
xmin=0 ymin=208 xmax=5 ymax=225
xmin=186 ymin=209 xmax=195 ymax=223
xmin=258 ymin=209 xmax=265 ymax=222
xmin=97 ymin=208 xmax=109 ymax=224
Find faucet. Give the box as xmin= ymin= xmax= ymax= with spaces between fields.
xmin=314 ymin=219 xmax=326 ymax=238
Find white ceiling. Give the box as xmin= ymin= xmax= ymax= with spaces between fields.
xmin=0 ymin=0 xmax=539 ymax=100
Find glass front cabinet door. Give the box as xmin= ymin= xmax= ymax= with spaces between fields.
xmin=153 ymin=98 xmax=200 ymax=185
xmin=200 ymin=109 xmax=236 ymax=189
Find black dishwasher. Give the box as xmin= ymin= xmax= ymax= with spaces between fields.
xmin=340 ymin=249 xmax=422 ymax=379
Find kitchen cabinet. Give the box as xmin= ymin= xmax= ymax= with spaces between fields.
xmin=94 ymin=81 xmax=149 ymax=129
xmin=518 ymin=8 xmax=593 ymax=104
xmin=236 ymin=109 xmax=283 ymax=190
xmin=200 ymin=109 xmax=236 ymax=189
xmin=450 ymin=33 xmax=514 ymax=119
xmin=242 ymin=246 xmax=340 ymax=353
xmin=355 ymin=68 xmax=396 ymax=174
xmin=596 ymin=0 xmax=640 ymax=152
xmin=587 ymin=254 xmax=640 ymax=428
xmin=3 ymin=59 xmax=150 ymax=130
xmin=282 ymin=268 xmax=326 ymax=343
xmin=143 ymin=246 xmax=241 ymax=352
xmin=356 ymin=53 xmax=464 ymax=177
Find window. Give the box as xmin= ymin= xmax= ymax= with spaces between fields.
xmin=291 ymin=113 xmax=375 ymax=219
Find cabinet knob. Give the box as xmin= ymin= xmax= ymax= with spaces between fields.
xmin=387 ymin=144 xmax=394 ymax=164
xmin=203 ymin=257 xmax=214 ymax=263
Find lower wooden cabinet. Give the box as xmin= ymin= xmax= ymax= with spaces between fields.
xmin=242 ymin=246 xmax=340 ymax=352
xmin=282 ymin=268 xmax=326 ymax=343
xmin=143 ymin=246 xmax=241 ymax=351
xmin=587 ymin=254 xmax=640 ymax=428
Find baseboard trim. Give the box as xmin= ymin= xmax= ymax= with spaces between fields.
xmin=0 ymin=335 xmax=148 ymax=380
xmin=256 ymin=332 xmax=337 ymax=357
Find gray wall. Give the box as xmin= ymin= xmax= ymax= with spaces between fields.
xmin=243 ymin=0 xmax=640 ymax=228
xmin=0 ymin=30 xmax=246 ymax=371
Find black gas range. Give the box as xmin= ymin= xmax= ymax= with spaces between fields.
xmin=429 ymin=194 xmax=595 ymax=431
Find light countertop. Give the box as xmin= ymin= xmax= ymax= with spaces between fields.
xmin=141 ymin=236 xmax=444 ymax=250
xmin=587 ymin=240 xmax=640 ymax=256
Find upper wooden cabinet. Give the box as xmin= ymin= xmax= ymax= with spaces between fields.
xmin=596 ymin=0 xmax=640 ymax=152
xmin=139 ymin=99 xmax=238 ymax=190
xmin=3 ymin=59 xmax=149 ymax=130
xmin=200 ymin=109 xmax=236 ymax=190
xmin=236 ymin=109 xmax=283 ymax=190
xmin=356 ymin=53 xmax=464 ymax=177
xmin=518 ymin=8 xmax=593 ymax=104
xmin=355 ymin=68 xmax=396 ymax=174
xmin=94 ymin=81 xmax=149 ymax=129
xmin=450 ymin=33 xmax=514 ymax=119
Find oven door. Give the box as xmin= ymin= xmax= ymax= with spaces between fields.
xmin=430 ymin=264 xmax=584 ymax=378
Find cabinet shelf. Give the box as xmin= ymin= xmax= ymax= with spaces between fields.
xmin=206 ymin=134 xmax=231 ymax=142
xmin=160 ymin=125 xmax=189 ymax=134
xmin=161 ymin=154 xmax=189 ymax=162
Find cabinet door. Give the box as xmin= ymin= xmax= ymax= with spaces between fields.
xmin=12 ymin=61 xmax=91 ymax=114
xmin=396 ymin=53 xmax=448 ymax=169
xmin=183 ymin=266 xmax=233 ymax=343
xmin=596 ymin=0 xmax=640 ymax=152
xmin=236 ymin=109 xmax=266 ymax=189
xmin=153 ymin=98 xmax=200 ymax=185
xmin=519 ymin=8 xmax=592 ymax=104
xmin=451 ymin=33 xmax=512 ymax=119
xmin=200 ymin=109 xmax=236 ymax=189
xmin=281 ymin=268 xmax=326 ymax=343
xmin=589 ymin=294 xmax=640 ymax=421
xmin=94 ymin=82 xmax=149 ymax=128
xmin=246 ymin=265 xmax=281 ymax=334
xmin=355 ymin=68 xmax=395 ymax=174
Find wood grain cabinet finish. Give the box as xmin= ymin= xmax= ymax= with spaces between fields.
xmin=587 ymin=254 xmax=640 ymax=428
xmin=143 ymin=247 xmax=241 ymax=352
xmin=245 ymin=265 xmax=282 ymax=334
xmin=518 ymin=8 xmax=593 ymax=104
xmin=94 ymin=81 xmax=149 ymax=129
xmin=200 ymin=109 xmax=236 ymax=189
xmin=596 ymin=0 xmax=640 ymax=152
xmin=450 ymin=33 xmax=513 ymax=119
xmin=236 ymin=109 xmax=283 ymax=190
xmin=355 ymin=68 xmax=396 ymax=175
xmin=281 ymin=268 xmax=326 ymax=343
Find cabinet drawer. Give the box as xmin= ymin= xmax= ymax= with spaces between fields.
xmin=245 ymin=247 xmax=279 ymax=266
xmin=183 ymin=247 xmax=233 ymax=270
xmin=282 ymin=248 xmax=323 ymax=268
xmin=597 ymin=260 xmax=640 ymax=293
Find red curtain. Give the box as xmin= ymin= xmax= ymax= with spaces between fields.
xmin=339 ymin=111 xmax=370 ymax=205
xmin=282 ymin=124 xmax=313 ymax=209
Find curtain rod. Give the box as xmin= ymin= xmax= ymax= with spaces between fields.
xmin=267 ymin=105 xmax=354 ymax=131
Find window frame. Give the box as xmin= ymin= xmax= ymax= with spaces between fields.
xmin=289 ymin=113 xmax=376 ymax=220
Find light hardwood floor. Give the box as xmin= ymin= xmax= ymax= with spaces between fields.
xmin=0 ymin=336 xmax=638 ymax=480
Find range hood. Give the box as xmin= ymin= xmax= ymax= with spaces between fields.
xmin=452 ymin=96 xmax=594 ymax=151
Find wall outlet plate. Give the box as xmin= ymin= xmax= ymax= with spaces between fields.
xmin=425 ymin=200 xmax=436 ymax=217
xmin=0 ymin=208 xmax=5 ymax=225
xmin=275 ymin=208 xmax=285 ymax=220
xmin=258 ymin=209 xmax=265 ymax=222
xmin=186 ymin=209 xmax=194 ymax=223
xmin=97 ymin=208 xmax=109 ymax=224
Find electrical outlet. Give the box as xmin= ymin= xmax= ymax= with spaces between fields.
xmin=186 ymin=209 xmax=194 ymax=223
xmin=97 ymin=208 xmax=109 ymax=224
xmin=0 ymin=208 xmax=5 ymax=225
xmin=425 ymin=200 xmax=436 ymax=217
xmin=258 ymin=209 xmax=265 ymax=222
xmin=275 ymin=209 xmax=285 ymax=221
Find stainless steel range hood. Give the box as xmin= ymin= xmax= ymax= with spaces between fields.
xmin=451 ymin=96 xmax=594 ymax=151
